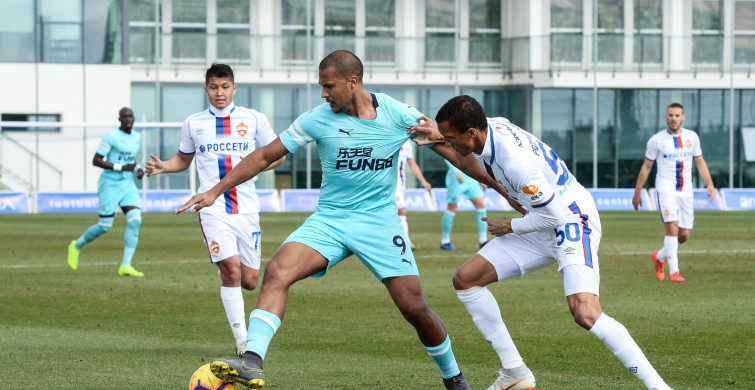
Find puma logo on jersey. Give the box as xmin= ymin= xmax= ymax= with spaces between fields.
xmin=338 ymin=128 xmax=353 ymax=136
xmin=402 ymin=258 xmax=412 ymax=265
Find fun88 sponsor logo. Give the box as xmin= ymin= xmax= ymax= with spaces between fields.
xmin=199 ymin=142 xmax=250 ymax=153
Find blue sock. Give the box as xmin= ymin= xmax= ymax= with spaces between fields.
xmin=442 ymin=211 xmax=455 ymax=242
xmin=476 ymin=208 xmax=488 ymax=242
xmin=75 ymin=216 xmax=113 ymax=249
xmin=121 ymin=209 xmax=141 ymax=267
xmin=246 ymin=309 xmax=282 ymax=360
xmin=425 ymin=335 xmax=461 ymax=379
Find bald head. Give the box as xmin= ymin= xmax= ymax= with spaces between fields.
xmin=319 ymin=50 xmax=363 ymax=83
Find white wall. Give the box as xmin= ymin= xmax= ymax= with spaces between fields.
xmin=0 ymin=64 xmax=131 ymax=192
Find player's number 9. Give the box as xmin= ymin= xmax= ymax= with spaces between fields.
xmin=393 ymin=235 xmax=406 ymax=255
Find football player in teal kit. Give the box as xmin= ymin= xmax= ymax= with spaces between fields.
xmin=175 ymin=51 xmax=475 ymax=390
xmin=67 ymin=107 xmax=145 ymax=277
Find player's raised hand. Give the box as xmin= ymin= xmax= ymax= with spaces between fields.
xmin=145 ymin=154 xmax=163 ymax=176
xmin=409 ymin=115 xmax=443 ymax=146
xmin=175 ymin=191 xmax=217 ymax=214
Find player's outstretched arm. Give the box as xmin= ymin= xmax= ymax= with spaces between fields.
xmin=146 ymin=153 xmax=193 ymax=176
xmin=175 ymin=138 xmax=289 ymax=213
xmin=632 ymin=159 xmax=654 ymax=210
xmin=431 ymin=143 xmax=527 ymax=215
xmin=694 ymin=155 xmax=716 ymax=200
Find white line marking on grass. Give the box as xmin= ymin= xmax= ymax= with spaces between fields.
xmin=1 ymin=259 xmax=207 ymax=269
xmin=3 ymin=248 xmax=753 ymax=269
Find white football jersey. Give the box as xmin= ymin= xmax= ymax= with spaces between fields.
xmin=475 ymin=117 xmax=594 ymax=234
xmin=179 ymin=103 xmax=277 ymax=214
xmin=645 ymin=128 xmax=702 ymax=194
xmin=396 ymin=140 xmax=414 ymax=191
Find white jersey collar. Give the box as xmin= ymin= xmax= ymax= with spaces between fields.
xmin=474 ymin=123 xmax=494 ymax=163
xmin=209 ymin=102 xmax=236 ymax=117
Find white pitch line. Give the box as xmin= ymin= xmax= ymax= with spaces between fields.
xmin=2 ymin=248 xmax=753 ymax=270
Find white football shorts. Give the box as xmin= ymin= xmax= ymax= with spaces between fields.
xmin=655 ymin=190 xmax=694 ymax=229
xmin=477 ymin=199 xmax=602 ymax=296
xmin=394 ymin=186 xmax=407 ymax=209
xmin=198 ymin=211 xmax=261 ymax=269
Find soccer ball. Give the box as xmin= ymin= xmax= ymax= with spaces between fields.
xmin=189 ymin=364 xmax=239 ymax=390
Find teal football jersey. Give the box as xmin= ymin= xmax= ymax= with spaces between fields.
xmin=96 ymin=128 xmax=141 ymax=180
xmin=279 ymin=93 xmax=422 ymax=212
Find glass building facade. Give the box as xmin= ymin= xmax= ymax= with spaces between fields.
xmin=2 ymin=0 xmax=754 ymax=191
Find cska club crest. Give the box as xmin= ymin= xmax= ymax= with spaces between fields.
xmin=236 ymin=122 xmax=248 ymax=137
xmin=685 ymin=139 xmax=692 ymax=149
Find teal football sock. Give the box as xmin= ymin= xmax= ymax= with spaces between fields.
xmin=476 ymin=208 xmax=488 ymax=242
xmin=442 ymin=211 xmax=455 ymax=242
xmin=121 ymin=209 xmax=141 ymax=267
xmin=76 ymin=216 xmax=113 ymax=249
xmin=246 ymin=309 xmax=282 ymax=360
xmin=425 ymin=335 xmax=461 ymax=379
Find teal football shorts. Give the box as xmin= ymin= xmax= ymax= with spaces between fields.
xmin=283 ymin=210 xmax=419 ymax=280
xmin=97 ymin=176 xmax=141 ymax=216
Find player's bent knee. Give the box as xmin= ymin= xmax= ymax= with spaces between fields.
xmin=241 ymin=277 xmax=258 ymax=290
xmin=572 ymin=308 xmax=601 ymax=329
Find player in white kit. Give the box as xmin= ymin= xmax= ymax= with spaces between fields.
xmin=421 ymin=96 xmax=674 ymax=390
xmin=145 ymin=63 xmax=285 ymax=356
xmin=395 ymin=140 xmax=431 ymax=249
xmin=632 ymin=103 xmax=715 ymax=282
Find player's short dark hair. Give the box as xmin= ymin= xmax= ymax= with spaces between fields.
xmin=205 ymin=63 xmax=234 ymax=85
xmin=435 ymin=95 xmax=488 ymax=133
xmin=667 ymin=102 xmax=684 ymax=112
xmin=319 ymin=50 xmax=363 ymax=82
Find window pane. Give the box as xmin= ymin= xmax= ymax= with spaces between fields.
xmin=172 ymin=30 xmax=206 ymax=63
xmin=598 ymin=0 xmax=623 ymax=30
xmin=128 ymin=0 xmax=156 ymax=22
xmin=84 ymin=0 xmax=123 ymax=64
xmin=693 ymin=0 xmax=721 ymax=30
xmin=217 ymin=32 xmax=250 ymax=64
xmin=693 ymin=35 xmax=723 ymax=64
xmin=325 ymin=0 xmax=355 ymax=35
xmin=551 ymin=0 xmax=582 ymax=28
xmin=324 ymin=0 xmax=354 ymax=53
xmin=282 ymin=0 xmax=307 ymax=25
xmin=129 ymin=27 xmax=155 ymax=63
xmin=366 ymin=0 xmax=394 ymax=29
xmin=469 ymin=0 xmax=501 ymax=64
xmin=218 ymin=0 xmax=249 ymax=24
xmin=0 ymin=1 xmax=35 ymax=62
xmin=173 ymin=0 xmax=205 ymax=23
xmin=735 ymin=1 xmax=755 ymax=30
xmin=633 ymin=34 xmax=663 ymax=64
xmin=551 ymin=33 xmax=582 ymax=64
xmin=426 ymin=0 xmax=455 ymax=28
xmin=598 ymin=33 xmax=623 ymax=63
xmin=634 ymin=0 xmax=662 ymax=30
xmin=470 ymin=0 xmax=500 ymax=31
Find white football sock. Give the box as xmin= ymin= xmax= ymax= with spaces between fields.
xmin=457 ymin=286 xmax=524 ymax=369
xmin=399 ymin=215 xmax=411 ymax=241
xmin=589 ymin=313 xmax=668 ymax=389
xmin=220 ymin=286 xmax=247 ymax=345
xmin=664 ymin=236 xmax=679 ymax=274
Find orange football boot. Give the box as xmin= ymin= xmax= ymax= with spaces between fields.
xmin=651 ymin=250 xmax=665 ymax=281
xmin=670 ymin=272 xmax=686 ymax=282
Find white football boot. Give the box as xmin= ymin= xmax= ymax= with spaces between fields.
xmin=486 ymin=367 xmax=536 ymax=390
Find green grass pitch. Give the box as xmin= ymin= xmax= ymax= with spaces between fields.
xmin=0 ymin=211 xmax=753 ymax=389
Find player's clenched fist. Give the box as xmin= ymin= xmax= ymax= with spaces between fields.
xmin=145 ymin=154 xmax=164 ymax=176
